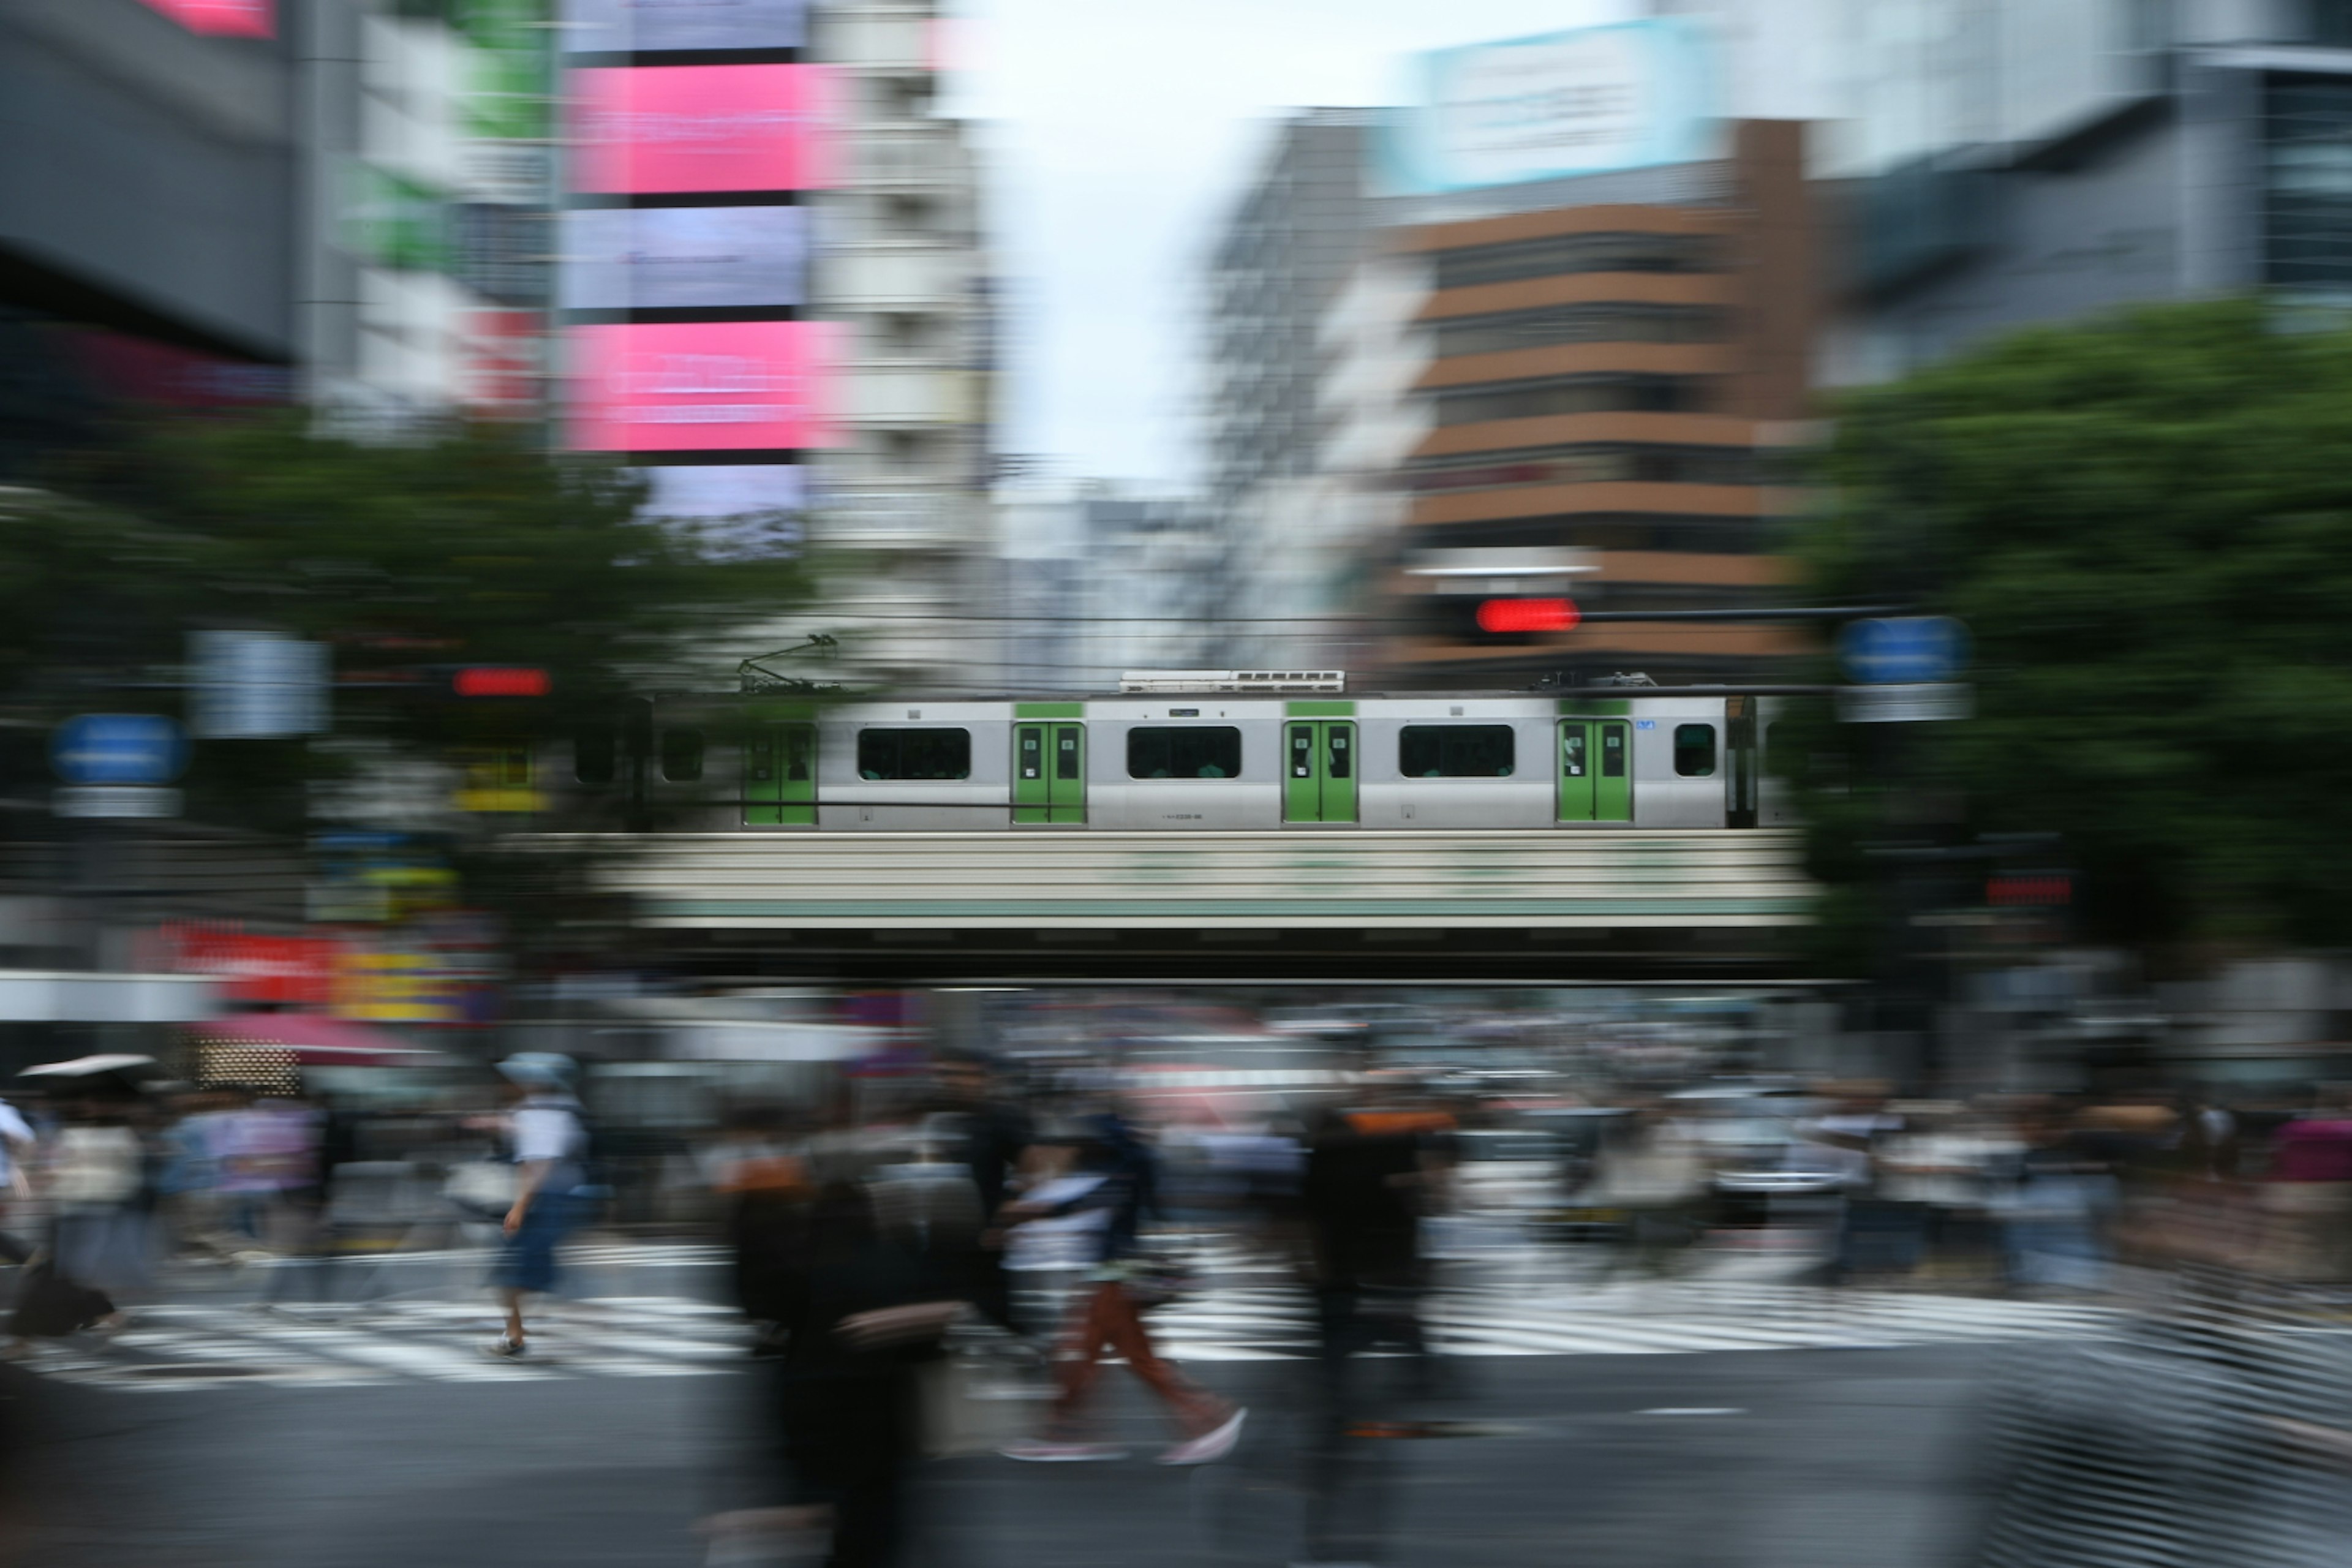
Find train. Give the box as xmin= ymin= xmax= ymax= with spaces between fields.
xmin=516 ymin=673 xmax=1796 ymax=834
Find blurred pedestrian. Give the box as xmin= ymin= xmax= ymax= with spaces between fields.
xmin=44 ymin=1091 xmax=153 ymax=1321
xmin=932 ymin=1052 xmax=1033 ymax=1338
xmin=768 ymin=1180 xmax=963 ymax=1568
xmin=0 ymin=1090 xmax=36 ymax=1267
xmin=1000 ymin=1114 xmax=1245 ymax=1464
xmin=483 ymin=1052 xmax=592 ymax=1359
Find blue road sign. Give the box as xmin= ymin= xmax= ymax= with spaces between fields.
xmin=1839 ymin=616 xmax=1970 ymax=685
xmin=52 ymin=715 xmax=188 ymax=786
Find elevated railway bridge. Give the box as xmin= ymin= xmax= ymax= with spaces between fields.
xmin=564 ymin=828 xmax=1816 ymax=984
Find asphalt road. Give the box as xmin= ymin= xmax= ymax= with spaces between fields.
xmin=0 ymin=1340 xmax=1993 ymax=1568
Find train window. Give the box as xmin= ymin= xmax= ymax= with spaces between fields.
xmin=1400 ymin=725 xmax=1515 ymax=778
xmin=1602 ymin=726 xmax=1626 ymax=777
xmin=575 ymin=725 xmax=616 ymax=786
xmin=1128 ymin=726 xmax=1242 ymax=780
xmin=1673 ymin=723 xmax=1717 ymax=777
xmin=660 ymin=728 xmax=704 ymax=782
xmin=1056 ymin=731 xmax=1081 ymax=780
xmin=858 ymin=728 xmax=972 ymax=780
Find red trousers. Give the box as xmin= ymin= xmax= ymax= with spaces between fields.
xmin=1050 ymin=1280 xmax=1220 ymax=1435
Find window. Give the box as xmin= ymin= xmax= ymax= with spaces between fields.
xmin=1431 ymin=231 xmax=1721 ymax=290
xmin=660 ymin=728 xmax=704 ymax=783
xmin=1433 ymin=304 xmax=1727 ymax=358
xmin=575 ymin=725 xmax=616 ymax=786
xmin=1673 ymin=723 xmax=1716 ymax=777
xmin=1435 ymin=375 xmax=1699 ymax=426
xmin=858 ymin=728 xmax=971 ymax=780
xmin=1400 ymin=725 xmax=1516 ymax=778
xmin=1127 ymin=726 xmax=1242 ymax=779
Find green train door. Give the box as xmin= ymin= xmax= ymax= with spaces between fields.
xmin=1283 ymin=720 xmax=1357 ymax=824
xmin=1557 ymin=719 xmax=1632 ymax=822
xmin=744 ymin=722 xmax=816 ymax=826
xmin=1014 ymin=722 xmax=1085 ymax=824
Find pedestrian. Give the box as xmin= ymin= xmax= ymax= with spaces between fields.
xmin=0 ymin=1090 xmax=37 ymax=1267
xmin=770 ymin=1180 xmax=963 ymax=1568
xmin=932 ymin=1052 xmax=1033 ymax=1339
xmin=483 ymin=1052 xmax=592 ymax=1360
xmin=43 ymin=1091 xmax=153 ymax=1322
xmin=1000 ymin=1113 xmax=1246 ymax=1464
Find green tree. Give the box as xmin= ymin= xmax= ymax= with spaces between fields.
xmin=0 ymin=413 xmax=816 ymax=948
xmin=1795 ymin=298 xmax=2352 ymax=959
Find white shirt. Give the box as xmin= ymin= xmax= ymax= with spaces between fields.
xmin=511 ymin=1099 xmax=586 ymax=1166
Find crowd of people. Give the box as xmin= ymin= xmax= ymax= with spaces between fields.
xmin=8 ymin=1050 xmax=2352 ymax=1564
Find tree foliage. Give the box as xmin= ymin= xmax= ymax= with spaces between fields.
xmin=0 ymin=415 xmax=812 ymax=951
xmin=1796 ymin=298 xmax=2352 ymax=958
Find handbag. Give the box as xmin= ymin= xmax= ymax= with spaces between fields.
xmin=442 ymin=1158 xmax=517 ymax=1223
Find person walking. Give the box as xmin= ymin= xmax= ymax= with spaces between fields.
xmin=1000 ymin=1114 xmax=1245 ymax=1464
xmin=483 ymin=1053 xmax=592 ymax=1360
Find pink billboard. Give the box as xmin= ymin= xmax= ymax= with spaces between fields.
xmin=568 ymin=322 xmax=837 ymax=453
xmin=570 ymin=66 xmax=835 ymax=195
xmin=138 ymin=0 xmax=274 ymax=36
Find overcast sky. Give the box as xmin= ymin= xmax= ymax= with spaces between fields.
xmin=947 ymin=0 xmax=1634 ymax=491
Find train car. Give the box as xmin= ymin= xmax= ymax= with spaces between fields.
xmin=581 ymin=674 xmax=1796 ymax=834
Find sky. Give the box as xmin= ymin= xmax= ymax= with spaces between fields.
xmin=947 ymin=0 xmax=1635 ymax=491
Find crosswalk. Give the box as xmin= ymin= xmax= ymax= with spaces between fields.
xmin=6 ymin=1273 xmax=2125 ymax=1395
xmin=14 ymin=1296 xmax=753 ymax=1392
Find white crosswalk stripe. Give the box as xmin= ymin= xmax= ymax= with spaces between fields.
xmin=5 ymin=1237 xmax=2132 ymax=1394
xmin=12 ymin=1298 xmax=751 ymax=1393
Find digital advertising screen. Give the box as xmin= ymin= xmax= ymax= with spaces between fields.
xmin=562 ymin=206 xmax=809 ymax=312
xmin=570 ymin=65 xmax=834 ymax=195
xmin=568 ymin=321 xmax=835 ymax=453
xmin=562 ymin=0 xmax=809 ymax=55
xmin=638 ymin=464 xmax=806 ymax=559
xmin=137 ymin=0 xmax=274 ymax=36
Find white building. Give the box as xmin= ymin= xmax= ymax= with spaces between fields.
xmin=301 ymin=1 xmax=551 ymax=426
xmin=806 ymin=0 xmax=996 ymax=688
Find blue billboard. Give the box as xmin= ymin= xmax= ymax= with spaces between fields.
xmin=1374 ymin=18 xmax=1717 ymax=198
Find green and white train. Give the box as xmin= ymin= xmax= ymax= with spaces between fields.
xmin=557 ymin=673 xmax=1793 ymax=834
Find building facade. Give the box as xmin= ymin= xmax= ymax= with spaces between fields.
xmin=802 ymin=0 xmax=995 ymax=687
xmin=0 ymin=0 xmax=301 ymax=473
xmin=1201 ymin=110 xmax=1382 ymax=663
xmin=1370 ymin=123 xmax=1823 ymax=688
xmin=1666 ymin=0 xmax=2352 ymax=379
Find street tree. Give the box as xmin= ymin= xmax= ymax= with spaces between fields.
xmin=1794 ymin=298 xmax=2352 ymax=960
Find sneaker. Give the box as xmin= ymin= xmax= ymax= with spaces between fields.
xmin=481 ymin=1335 xmax=527 ymax=1360
xmin=1000 ymin=1439 xmax=1128 ymax=1462
xmin=1158 ymin=1406 xmax=1247 ymax=1466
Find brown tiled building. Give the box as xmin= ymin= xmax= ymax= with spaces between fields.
xmin=1379 ymin=121 xmax=1822 ymax=687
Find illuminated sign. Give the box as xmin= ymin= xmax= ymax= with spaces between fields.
xmin=568 ymin=321 xmax=837 ymax=452
xmin=451 ymin=667 xmax=552 ymax=698
xmin=1475 ymin=598 xmax=1580 ymax=633
xmin=562 ymin=0 xmax=808 ymax=54
xmin=570 ymin=66 xmax=834 ymax=195
xmin=1374 ymin=19 xmax=1716 ymax=196
xmin=562 ymin=207 xmax=809 ymax=311
xmin=137 ymin=0 xmax=274 ymax=37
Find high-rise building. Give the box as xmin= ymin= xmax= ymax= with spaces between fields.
xmin=1663 ymin=0 xmax=2352 ymax=379
xmin=1202 ymin=109 xmax=1382 ymax=656
xmin=803 ymin=0 xmax=995 ymax=687
xmin=1374 ymin=119 xmax=1820 ymax=687
xmin=0 ymin=0 xmax=300 ymax=472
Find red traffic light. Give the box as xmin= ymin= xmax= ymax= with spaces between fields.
xmin=452 ymin=666 xmax=551 ymax=698
xmin=1475 ymin=597 xmax=1580 ymax=634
